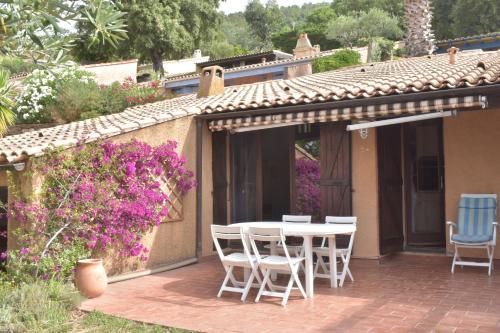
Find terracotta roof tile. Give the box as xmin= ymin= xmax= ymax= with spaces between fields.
xmin=1 ymin=51 xmax=500 ymax=162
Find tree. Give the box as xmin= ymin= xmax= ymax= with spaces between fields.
xmin=432 ymin=0 xmax=455 ymax=40
xmin=244 ymin=0 xmax=285 ymax=50
xmin=0 ymin=70 xmax=14 ymax=135
xmin=404 ymin=0 xmax=435 ymax=56
xmin=331 ymin=0 xmax=404 ymax=19
xmin=326 ymin=15 xmax=364 ymax=49
xmin=450 ymin=0 xmax=500 ymax=37
xmin=0 ymin=0 xmax=127 ymax=64
xmin=327 ymin=9 xmax=403 ymax=62
xmin=122 ymin=0 xmax=221 ymax=74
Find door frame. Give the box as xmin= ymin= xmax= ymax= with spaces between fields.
xmin=403 ymin=119 xmax=446 ymax=247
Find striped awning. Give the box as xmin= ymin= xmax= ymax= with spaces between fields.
xmin=208 ymin=95 xmax=487 ymax=132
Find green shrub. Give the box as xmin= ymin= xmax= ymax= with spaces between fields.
xmin=0 ymin=57 xmax=38 ymax=75
xmin=312 ymin=49 xmax=362 ymax=73
xmin=48 ymin=79 xmax=102 ymax=123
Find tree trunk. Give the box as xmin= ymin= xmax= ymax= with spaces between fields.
xmin=151 ymin=50 xmax=165 ymax=76
xmin=404 ymin=0 xmax=435 ymax=56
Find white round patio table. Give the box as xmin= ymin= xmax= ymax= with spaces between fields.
xmin=233 ymin=221 xmax=356 ymax=298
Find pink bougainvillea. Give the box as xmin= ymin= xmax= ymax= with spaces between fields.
xmin=295 ymin=157 xmax=321 ymax=216
xmin=5 ymin=139 xmax=196 ymax=282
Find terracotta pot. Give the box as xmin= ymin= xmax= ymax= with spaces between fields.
xmin=75 ymin=259 xmax=107 ymax=298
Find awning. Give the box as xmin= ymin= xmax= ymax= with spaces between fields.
xmin=208 ymin=95 xmax=487 ymax=132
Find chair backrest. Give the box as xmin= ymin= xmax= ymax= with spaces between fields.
xmin=282 ymin=215 xmax=312 ymax=223
xmin=247 ymin=227 xmax=292 ymax=263
xmin=325 ymin=216 xmax=357 ymax=225
xmin=457 ymin=194 xmax=497 ymax=237
xmin=211 ymin=225 xmax=249 ymax=263
xmin=321 ymin=216 xmax=358 ymax=248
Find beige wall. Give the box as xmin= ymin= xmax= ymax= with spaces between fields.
xmin=351 ymin=129 xmax=380 ymax=258
xmin=443 ymin=109 xmax=500 ymax=258
xmin=83 ymin=60 xmax=138 ymax=85
xmin=7 ymin=115 xmax=203 ymax=276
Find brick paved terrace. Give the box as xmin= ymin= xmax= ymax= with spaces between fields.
xmin=81 ymin=254 xmax=500 ymax=333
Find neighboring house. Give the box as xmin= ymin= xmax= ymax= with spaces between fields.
xmin=82 ymin=59 xmax=138 ymax=85
xmin=436 ymin=32 xmax=500 ymax=54
xmin=138 ymin=50 xmax=210 ymax=78
xmin=164 ymin=34 xmax=369 ymax=95
xmin=1 ymin=49 xmax=500 ymax=278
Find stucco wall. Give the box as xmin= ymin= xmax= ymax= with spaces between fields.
xmin=351 ymin=129 xmax=380 ymax=258
xmin=443 ymin=109 xmax=500 ymax=258
xmin=7 ymin=116 xmax=201 ymax=276
xmin=83 ymin=59 xmax=138 ymax=85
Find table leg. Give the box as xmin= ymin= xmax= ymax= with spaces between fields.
xmin=270 ymin=240 xmax=277 ymax=281
xmin=303 ymin=235 xmax=313 ymax=298
xmin=328 ymin=236 xmax=338 ymax=288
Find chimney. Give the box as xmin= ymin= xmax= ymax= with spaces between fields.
xmin=197 ymin=66 xmax=224 ymax=98
xmin=447 ymin=47 xmax=459 ymax=64
xmin=293 ymin=33 xmax=321 ymax=58
xmin=193 ymin=49 xmax=202 ymax=59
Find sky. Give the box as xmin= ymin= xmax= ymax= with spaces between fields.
xmin=219 ymin=0 xmax=328 ymax=14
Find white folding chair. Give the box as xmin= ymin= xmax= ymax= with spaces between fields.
xmin=211 ymin=225 xmax=262 ymax=301
xmin=448 ymin=194 xmax=497 ymax=275
xmin=275 ymin=215 xmax=311 ymax=270
xmin=313 ymin=216 xmax=357 ymax=287
xmin=247 ymin=227 xmax=307 ymax=306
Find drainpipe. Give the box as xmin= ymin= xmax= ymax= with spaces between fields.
xmin=195 ymin=118 xmax=203 ymax=258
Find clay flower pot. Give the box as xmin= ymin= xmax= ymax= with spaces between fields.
xmin=75 ymin=259 xmax=108 ymax=298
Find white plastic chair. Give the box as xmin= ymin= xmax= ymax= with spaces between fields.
xmin=274 ymin=215 xmax=311 ymax=270
xmin=313 ymin=216 xmax=357 ymax=287
xmin=211 ymin=224 xmax=262 ymax=301
xmin=247 ymin=227 xmax=307 ymax=306
xmin=448 ymin=194 xmax=497 ymax=275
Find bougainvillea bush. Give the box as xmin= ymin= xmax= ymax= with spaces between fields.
xmin=295 ymin=157 xmax=321 ymax=216
xmin=1 ymin=140 xmax=195 ymax=283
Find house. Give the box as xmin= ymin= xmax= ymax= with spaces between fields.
xmin=164 ymin=34 xmax=369 ymax=95
xmin=137 ymin=49 xmax=210 ymax=78
xmin=82 ymin=59 xmax=138 ymax=85
xmin=1 ymin=48 xmax=500 ymax=277
xmin=436 ymin=32 xmax=500 ymax=54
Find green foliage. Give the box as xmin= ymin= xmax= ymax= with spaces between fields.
xmin=0 ymin=69 xmax=15 ymax=135
xmin=331 ymin=0 xmax=404 ymax=19
xmin=370 ymin=37 xmax=396 ymax=62
xmin=0 ymin=57 xmax=38 ymax=75
xmin=312 ymin=49 xmax=361 ymax=73
xmin=244 ymin=0 xmax=285 ymax=50
xmin=48 ymin=79 xmax=102 ymax=123
xmin=0 ymin=0 xmax=127 ymax=65
xmin=328 ymin=9 xmax=403 ymax=49
xmin=0 ymin=281 xmax=80 ymax=332
xmin=122 ymin=0 xmax=221 ymax=73
xmin=450 ymin=0 xmax=500 ymax=38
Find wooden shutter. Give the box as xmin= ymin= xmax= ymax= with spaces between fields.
xmin=320 ymin=122 xmax=352 ymax=218
xmin=212 ymin=131 xmax=228 ymax=227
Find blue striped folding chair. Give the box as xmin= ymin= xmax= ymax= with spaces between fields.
xmin=447 ymin=194 xmax=497 ymax=275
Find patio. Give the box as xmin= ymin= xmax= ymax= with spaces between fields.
xmin=81 ymin=254 xmax=500 ymax=333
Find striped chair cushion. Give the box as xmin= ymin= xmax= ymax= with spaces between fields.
xmin=457 ymin=196 xmax=497 ymax=241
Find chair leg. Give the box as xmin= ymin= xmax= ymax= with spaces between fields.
xmin=292 ymin=269 xmax=307 ymax=300
xmin=314 ymin=255 xmax=321 ymax=277
xmin=319 ymin=256 xmax=329 ymax=274
xmin=487 ymin=246 xmax=494 ymax=276
xmin=281 ymin=273 xmax=295 ymax=306
xmin=255 ymin=269 xmax=270 ymax=303
xmin=451 ymin=245 xmax=458 ymax=274
xmin=341 ymin=254 xmax=354 ymax=283
xmin=241 ymin=272 xmax=255 ymax=302
xmin=218 ymin=266 xmax=234 ymax=297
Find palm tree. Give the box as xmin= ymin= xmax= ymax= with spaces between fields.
xmin=404 ymin=0 xmax=435 ymax=56
xmin=0 ymin=70 xmax=16 ymax=136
